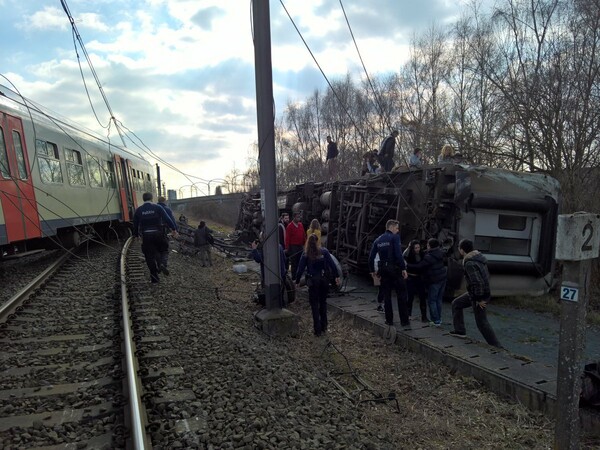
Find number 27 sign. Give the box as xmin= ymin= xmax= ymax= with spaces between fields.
xmin=560 ymin=285 xmax=579 ymax=302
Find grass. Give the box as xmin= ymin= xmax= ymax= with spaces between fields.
xmin=494 ymin=292 xmax=600 ymax=327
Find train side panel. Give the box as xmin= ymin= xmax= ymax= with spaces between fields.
xmin=0 ymin=85 xmax=155 ymax=253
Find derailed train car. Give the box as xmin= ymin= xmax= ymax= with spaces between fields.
xmin=236 ymin=163 xmax=560 ymax=297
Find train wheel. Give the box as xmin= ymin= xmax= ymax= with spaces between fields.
xmin=59 ymin=230 xmax=81 ymax=248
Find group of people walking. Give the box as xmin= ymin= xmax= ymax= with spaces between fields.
xmin=368 ymin=219 xmax=502 ymax=348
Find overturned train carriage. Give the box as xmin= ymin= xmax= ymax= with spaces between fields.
xmin=236 ymin=163 xmax=560 ymax=297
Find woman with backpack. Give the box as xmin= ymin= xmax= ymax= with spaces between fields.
xmin=295 ymin=234 xmax=340 ymax=336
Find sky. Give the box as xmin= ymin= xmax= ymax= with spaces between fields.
xmin=0 ymin=0 xmax=471 ymax=197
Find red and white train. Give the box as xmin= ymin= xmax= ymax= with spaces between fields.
xmin=0 ymin=84 xmax=155 ymax=256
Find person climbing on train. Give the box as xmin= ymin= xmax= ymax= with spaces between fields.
xmin=406 ymin=238 xmax=447 ymax=327
xmin=295 ymin=234 xmax=340 ymax=336
xmin=403 ymin=240 xmax=428 ymax=322
xmin=306 ymin=218 xmax=322 ymax=244
xmin=194 ymin=221 xmax=214 ymax=267
xmin=132 ymin=192 xmax=178 ymax=284
xmin=449 ymin=239 xmax=502 ymax=348
xmin=368 ymin=219 xmax=409 ymax=327
xmin=157 ymin=196 xmax=177 ymax=275
xmin=285 ymin=212 xmax=305 ymax=279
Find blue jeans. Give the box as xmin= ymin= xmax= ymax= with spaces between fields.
xmin=427 ymin=280 xmax=446 ymax=324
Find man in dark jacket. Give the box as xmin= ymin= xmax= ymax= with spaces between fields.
xmin=133 ymin=192 xmax=178 ymax=283
xmin=449 ymin=239 xmax=502 ymax=348
xmin=379 ymin=130 xmax=399 ymax=172
xmin=325 ymin=136 xmax=339 ymax=180
xmin=157 ymin=196 xmax=177 ymax=274
xmin=407 ymin=238 xmax=447 ymax=326
xmin=368 ymin=220 xmax=409 ymax=327
xmin=194 ymin=221 xmax=213 ymax=267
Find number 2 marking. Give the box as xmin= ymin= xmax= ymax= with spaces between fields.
xmin=581 ymin=223 xmax=594 ymax=252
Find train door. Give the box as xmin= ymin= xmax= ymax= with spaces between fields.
xmin=113 ymin=154 xmax=136 ymax=221
xmin=125 ymin=160 xmax=139 ymax=210
xmin=0 ymin=112 xmax=42 ymax=243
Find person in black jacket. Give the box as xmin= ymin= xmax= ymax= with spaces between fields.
xmin=449 ymin=239 xmax=502 ymax=348
xmin=379 ymin=130 xmax=399 ymax=172
xmin=133 ymin=192 xmax=178 ymax=283
xmin=194 ymin=221 xmax=213 ymax=267
xmin=295 ymin=234 xmax=340 ymax=336
xmin=403 ymin=240 xmax=428 ymax=323
xmin=368 ymin=220 xmax=409 ymax=327
xmin=325 ymin=136 xmax=339 ymax=180
xmin=406 ymin=238 xmax=447 ymax=326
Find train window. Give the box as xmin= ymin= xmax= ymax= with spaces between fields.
xmin=36 ymin=139 xmax=63 ymax=184
xmin=498 ymin=214 xmax=527 ymax=231
xmin=12 ymin=131 xmax=27 ymax=180
xmin=87 ymin=155 xmax=103 ymax=188
xmin=103 ymin=161 xmax=116 ymax=188
xmin=65 ymin=148 xmax=85 ymax=186
xmin=0 ymin=128 xmax=10 ymax=178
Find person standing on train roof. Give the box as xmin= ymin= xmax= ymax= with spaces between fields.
xmin=409 ymin=148 xmax=424 ymax=169
xmin=325 ymin=136 xmax=339 ymax=180
xmin=285 ymin=212 xmax=305 ymax=280
xmin=379 ymin=129 xmax=399 ymax=172
xmin=449 ymin=239 xmax=502 ymax=348
xmin=368 ymin=219 xmax=409 ymax=327
xmin=157 ymin=196 xmax=177 ymax=275
xmin=133 ymin=192 xmax=178 ymax=284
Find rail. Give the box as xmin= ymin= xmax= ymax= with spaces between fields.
xmin=121 ymin=237 xmax=150 ymax=449
xmin=0 ymin=251 xmax=71 ymax=323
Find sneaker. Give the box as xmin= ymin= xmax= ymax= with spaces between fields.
xmin=429 ymin=321 xmax=442 ymax=327
xmin=376 ymin=305 xmax=384 ymax=312
xmin=449 ymin=330 xmax=467 ymax=338
xmin=160 ymin=265 xmax=170 ymax=276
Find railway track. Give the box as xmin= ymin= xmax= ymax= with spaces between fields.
xmin=1 ymin=238 xmax=219 ymax=449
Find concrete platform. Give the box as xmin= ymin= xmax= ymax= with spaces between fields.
xmin=326 ymin=289 xmax=600 ymax=434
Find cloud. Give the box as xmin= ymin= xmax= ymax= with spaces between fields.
xmin=190 ymin=6 xmax=226 ymax=30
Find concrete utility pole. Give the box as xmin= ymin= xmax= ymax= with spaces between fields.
xmin=554 ymin=212 xmax=600 ymax=449
xmin=251 ymin=0 xmax=298 ymax=336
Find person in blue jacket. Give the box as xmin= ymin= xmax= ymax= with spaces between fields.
xmin=250 ymin=236 xmax=287 ymax=291
xmin=295 ymin=234 xmax=340 ymax=336
xmin=368 ymin=219 xmax=409 ymax=327
xmin=157 ymin=196 xmax=178 ymax=274
xmin=133 ymin=192 xmax=178 ymax=283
